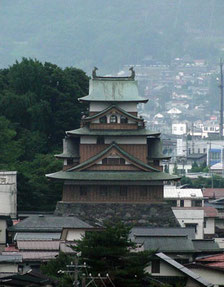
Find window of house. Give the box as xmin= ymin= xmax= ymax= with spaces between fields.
xmin=97 ymin=136 xmax=104 ymax=144
xmin=151 ymin=260 xmax=160 ymax=273
xmin=192 ymin=200 xmax=202 ymax=207
xmin=180 ymin=200 xmax=184 ymax=207
xmin=99 ymin=116 xmax=107 ymax=124
xmin=67 ymin=158 xmax=74 ymax=165
xmin=185 ymin=223 xmax=197 ymax=233
xmin=198 ymin=148 xmax=200 ymax=153
xmin=120 ymin=115 xmax=128 ymax=124
xmin=110 ymin=115 xmax=117 ymax=123
xmin=120 ymin=186 xmax=127 ymax=196
xmin=80 ymin=186 xmax=88 ymax=196
xmin=203 ymin=220 xmax=206 ymax=228
xmin=203 ymin=148 xmax=206 ymax=153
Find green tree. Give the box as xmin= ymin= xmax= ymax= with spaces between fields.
xmin=42 ymin=222 xmax=154 ymax=287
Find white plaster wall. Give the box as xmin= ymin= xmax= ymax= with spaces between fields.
xmin=0 ymin=171 xmax=17 ymax=218
xmin=105 ymin=136 xmax=146 ymax=144
xmin=0 ymin=219 xmax=7 ymax=244
xmin=0 ymin=263 xmax=18 ymax=273
xmin=185 ymin=200 xmax=192 ymax=207
xmin=146 ymin=261 xmax=183 ymax=277
xmin=172 ymin=123 xmax=187 ymax=135
xmin=204 ymin=218 xmax=215 ymax=235
xmin=80 ymin=136 xmax=97 ymax=144
xmin=66 ymin=230 xmax=85 ymax=241
xmin=89 ymin=102 xmax=109 ymax=112
xmin=117 ymin=102 xmax=137 ymax=112
xmin=215 ymin=238 xmax=224 ymax=248
xmin=188 ymin=267 xmax=223 ymax=286
xmin=172 ymin=209 xmax=204 ymax=239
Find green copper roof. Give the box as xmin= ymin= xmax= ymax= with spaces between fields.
xmin=79 ymin=78 xmax=148 ymax=103
xmin=67 ymin=142 xmax=159 ymax=172
xmin=84 ymin=105 xmax=142 ymax=122
xmin=66 ymin=127 xmax=160 ymax=137
xmin=46 ymin=171 xmax=179 ymax=182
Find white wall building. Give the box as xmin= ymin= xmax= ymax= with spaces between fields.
xmin=0 ymin=171 xmax=17 ymax=218
xmin=172 ymin=123 xmax=188 ymax=136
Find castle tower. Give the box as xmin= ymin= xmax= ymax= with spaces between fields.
xmin=47 ymin=69 xmax=179 ymax=225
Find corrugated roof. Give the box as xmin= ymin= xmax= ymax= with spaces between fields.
xmin=14 ymin=232 xmax=61 ymax=241
xmin=60 ymin=242 xmax=76 ymax=254
xmin=130 ymin=227 xmax=195 ymax=239
xmin=66 ymin=127 xmax=160 ymax=137
xmin=164 ymin=186 xmax=203 ymax=198
xmin=79 ymin=78 xmax=148 ymax=103
xmin=46 ymin=171 xmax=179 ymax=182
xmin=156 ymin=252 xmax=213 ymax=287
xmin=17 ymin=240 xmax=60 ymax=251
xmin=9 ymin=215 xmax=93 ymax=232
xmin=203 ymin=188 xmax=224 ymax=199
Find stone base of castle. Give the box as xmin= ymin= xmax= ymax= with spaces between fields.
xmin=55 ymin=202 xmax=179 ymax=227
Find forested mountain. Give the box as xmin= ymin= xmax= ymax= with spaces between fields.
xmin=0 ymin=58 xmax=88 ymax=211
xmin=1 ymin=0 xmax=224 ymax=73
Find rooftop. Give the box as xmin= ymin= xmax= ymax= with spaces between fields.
xmin=79 ymin=78 xmax=148 ymax=103
xmin=164 ymin=186 xmax=203 ymax=199
xmin=66 ymin=127 xmax=160 ymax=137
xmin=8 ymin=215 xmax=93 ymax=232
xmin=46 ymin=171 xmax=179 ymax=182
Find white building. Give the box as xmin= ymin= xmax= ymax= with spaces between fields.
xmin=172 ymin=123 xmax=188 ymax=136
xmin=0 ymin=171 xmax=17 ymax=218
xmin=164 ymin=186 xmax=216 ymax=239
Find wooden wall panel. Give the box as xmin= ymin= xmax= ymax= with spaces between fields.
xmin=90 ymin=123 xmax=138 ymax=130
xmin=62 ymin=185 xmax=163 ymax=203
xmin=87 ymin=165 xmax=141 ymax=171
xmin=80 ymin=144 xmax=148 ymax=163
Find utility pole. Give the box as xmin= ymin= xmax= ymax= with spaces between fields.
xmin=219 ymin=58 xmax=224 ymax=138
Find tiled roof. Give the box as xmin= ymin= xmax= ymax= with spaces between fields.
xmin=46 ymin=170 xmax=180 ymax=182
xmin=14 ymin=232 xmax=61 ymax=241
xmin=130 ymin=227 xmax=195 ymax=239
xmin=203 ymin=188 xmax=224 ymax=199
xmin=79 ymin=78 xmax=148 ymax=103
xmin=17 ymin=240 xmax=60 ymax=251
xmin=3 ymin=251 xmax=58 ymax=261
xmin=192 ymin=240 xmax=221 ymax=252
xmin=197 ymin=253 xmax=224 ymax=262
xmin=66 ymin=127 xmax=160 ymax=137
xmin=139 ymin=236 xmax=195 ymax=253
xmin=8 ymin=215 xmax=93 ymax=232
xmin=0 ymin=254 xmax=22 ymax=263
xmin=204 ymin=206 xmax=218 ymax=218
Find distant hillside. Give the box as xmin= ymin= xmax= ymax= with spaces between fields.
xmin=1 ymin=0 xmax=224 ymax=73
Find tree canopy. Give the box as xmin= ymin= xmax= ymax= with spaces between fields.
xmin=0 ymin=58 xmax=89 ymax=211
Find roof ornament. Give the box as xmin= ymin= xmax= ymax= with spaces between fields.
xmin=129 ymin=66 xmax=135 ymax=79
xmin=92 ymin=67 xmax=98 ymax=79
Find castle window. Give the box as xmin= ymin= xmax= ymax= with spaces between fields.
xmin=140 ymin=187 xmax=147 ymax=197
xmin=67 ymin=158 xmax=74 ymax=165
xmin=97 ymin=136 xmax=104 ymax=144
xmin=120 ymin=186 xmax=127 ymax=196
xmin=120 ymin=115 xmax=128 ymax=124
xmin=99 ymin=116 xmax=107 ymax=123
xmin=80 ymin=186 xmax=88 ymax=196
xmin=110 ymin=115 xmax=117 ymax=123
xmin=102 ymin=158 xmax=125 ymax=165
xmin=100 ymin=186 xmax=108 ymax=196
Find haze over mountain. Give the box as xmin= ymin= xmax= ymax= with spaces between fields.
xmin=1 ymin=0 xmax=224 ymax=73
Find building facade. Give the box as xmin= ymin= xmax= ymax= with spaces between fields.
xmin=47 ymin=70 xmax=178 ymax=206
